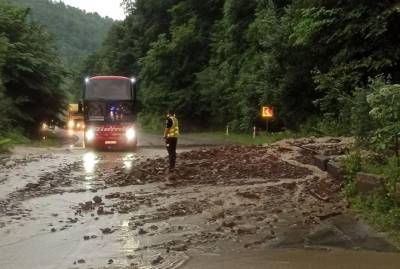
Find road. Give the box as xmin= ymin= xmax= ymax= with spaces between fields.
xmin=0 ymin=132 xmax=399 ymax=269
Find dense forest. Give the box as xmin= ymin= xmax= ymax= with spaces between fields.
xmin=0 ymin=0 xmax=116 ymax=140
xmin=10 ymin=0 xmax=114 ymax=68
xmin=2 ymin=0 xmax=400 ymax=140
xmin=80 ymin=0 xmax=400 ymax=133
xmin=0 ymin=0 xmax=67 ymax=137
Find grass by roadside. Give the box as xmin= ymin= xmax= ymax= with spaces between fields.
xmin=348 ymin=194 xmax=400 ymax=244
xmin=184 ymin=131 xmax=305 ymax=145
xmin=30 ymin=132 xmax=62 ymax=148
xmin=0 ymin=130 xmax=63 ymax=153
xmin=342 ymin=153 xmax=400 ymax=244
xmin=0 ymin=131 xmax=29 ymax=153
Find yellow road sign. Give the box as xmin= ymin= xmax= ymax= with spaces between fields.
xmin=262 ymin=106 xmax=274 ymax=118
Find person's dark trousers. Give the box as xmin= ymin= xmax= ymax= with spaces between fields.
xmin=166 ymin=137 xmax=178 ymax=170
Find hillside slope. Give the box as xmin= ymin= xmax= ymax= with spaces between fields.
xmin=10 ymin=0 xmax=114 ymax=67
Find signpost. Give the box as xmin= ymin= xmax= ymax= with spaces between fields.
xmin=261 ymin=106 xmax=274 ymax=134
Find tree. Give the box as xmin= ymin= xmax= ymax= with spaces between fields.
xmin=81 ymin=0 xmax=400 ymax=133
xmin=0 ymin=1 xmax=67 ymax=136
xmin=11 ymin=0 xmax=114 ymax=68
xmin=367 ymin=80 xmax=400 ymax=161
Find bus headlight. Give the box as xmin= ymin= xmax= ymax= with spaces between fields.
xmin=68 ymin=120 xmax=74 ymax=129
xmin=126 ymin=128 xmax=136 ymax=141
xmin=86 ymin=128 xmax=95 ymax=141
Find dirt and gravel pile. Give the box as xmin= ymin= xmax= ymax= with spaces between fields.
xmin=289 ymin=137 xmax=353 ymax=165
xmin=106 ymin=145 xmax=312 ymax=187
xmin=15 ymin=161 xmax=82 ymax=198
xmin=0 ymin=154 xmax=54 ymax=170
xmin=70 ymin=141 xmax=351 ymax=262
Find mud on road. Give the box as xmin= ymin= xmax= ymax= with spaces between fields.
xmin=0 ymin=137 xmax=398 ymax=269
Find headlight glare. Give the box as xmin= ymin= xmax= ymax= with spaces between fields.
xmin=68 ymin=120 xmax=74 ymax=129
xmin=126 ymin=128 xmax=136 ymax=140
xmin=86 ymin=128 xmax=95 ymax=141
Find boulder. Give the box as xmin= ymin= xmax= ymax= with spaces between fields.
xmin=313 ymin=155 xmax=330 ymax=171
xmin=327 ymin=161 xmax=344 ymax=180
xmin=355 ymin=172 xmax=384 ymax=194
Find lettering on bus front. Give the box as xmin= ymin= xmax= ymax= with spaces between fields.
xmin=94 ymin=126 xmax=125 ymax=132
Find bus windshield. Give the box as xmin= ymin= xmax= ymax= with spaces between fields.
xmin=85 ymin=79 xmax=132 ymax=100
xmin=86 ymin=101 xmax=134 ymax=122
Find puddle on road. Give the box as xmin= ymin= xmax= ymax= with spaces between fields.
xmin=0 ymin=147 xmax=188 ymax=269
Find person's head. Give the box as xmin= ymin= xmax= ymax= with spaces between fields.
xmin=166 ymin=110 xmax=175 ymax=117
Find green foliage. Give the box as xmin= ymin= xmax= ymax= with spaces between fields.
xmin=351 ymin=191 xmax=400 ymax=231
xmin=343 ymin=152 xmax=400 ymax=237
xmin=81 ymin=0 xmax=400 ymax=135
xmin=367 ymin=79 xmax=400 ymax=158
xmin=342 ymin=152 xmax=362 ymax=196
xmin=10 ymin=0 xmax=113 ymax=68
xmin=350 ymin=87 xmax=376 ymax=147
xmin=0 ymin=1 xmax=67 ymax=136
xmin=0 ymin=129 xmax=29 ymax=152
xmin=138 ymin=112 xmax=165 ymax=132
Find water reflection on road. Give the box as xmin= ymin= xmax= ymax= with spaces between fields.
xmin=83 ymin=151 xmax=98 ymax=175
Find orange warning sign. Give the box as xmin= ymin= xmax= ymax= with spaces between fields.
xmin=261 ymin=106 xmax=274 ymax=118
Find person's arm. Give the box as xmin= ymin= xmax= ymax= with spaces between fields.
xmin=164 ymin=118 xmax=172 ymax=138
xmin=163 ymin=128 xmax=169 ymax=139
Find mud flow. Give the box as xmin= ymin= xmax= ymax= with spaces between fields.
xmin=0 ymin=137 xmax=398 ymax=269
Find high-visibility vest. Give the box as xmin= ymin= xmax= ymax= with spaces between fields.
xmin=167 ymin=116 xmax=180 ymax=138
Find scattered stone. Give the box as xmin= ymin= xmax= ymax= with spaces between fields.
xmin=236 ymin=191 xmax=260 ymax=200
xmin=170 ymin=243 xmax=187 ymax=252
xmin=101 ymin=228 xmax=114 ymax=234
xmin=317 ymin=211 xmax=342 ymax=221
xmin=326 ymin=161 xmax=344 ymax=180
xmin=235 ymin=225 xmax=258 ymax=235
xmin=105 ymin=193 xmax=120 ymax=199
xmin=281 ymin=182 xmax=297 ymax=190
xmin=138 ymin=228 xmax=147 ymax=235
xmin=77 ymin=259 xmax=85 ymax=264
xmin=150 ymin=225 xmax=159 ymax=231
xmin=108 ymin=259 xmax=114 ymax=264
xmin=271 ymin=208 xmax=283 ymax=214
xmin=50 ymin=228 xmax=57 ymax=233
xmin=313 ymin=155 xmax=330 ymax=171
xmin=97 ymin=207 xmax=104 ymax=215
xmin=83 ymin=235 xmax=90 ymax=240
xmin=93 ymin=196 xmax=102 ymax=204
xmin=220 ymin=221 xmax=235 ymax=229
xmin=151 ymin=255 xmax=164 ymax=266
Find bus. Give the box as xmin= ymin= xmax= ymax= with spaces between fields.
xmin=83 ymin=76 xmax=138 ymax=149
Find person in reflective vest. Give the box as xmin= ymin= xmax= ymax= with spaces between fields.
xmin=163 ymin=111 xmax=179 ymax=171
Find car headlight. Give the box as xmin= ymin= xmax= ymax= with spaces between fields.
xmin=68 ymin=120 xmax=74 ymax=129
xmin=86 ymin=128 xmax=95 ymax=141
xmin=126 ymin=128 xmax=136 ymax=141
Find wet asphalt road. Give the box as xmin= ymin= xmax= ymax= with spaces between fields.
xmin=0 ymin=132 xmax=399 ymax=269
